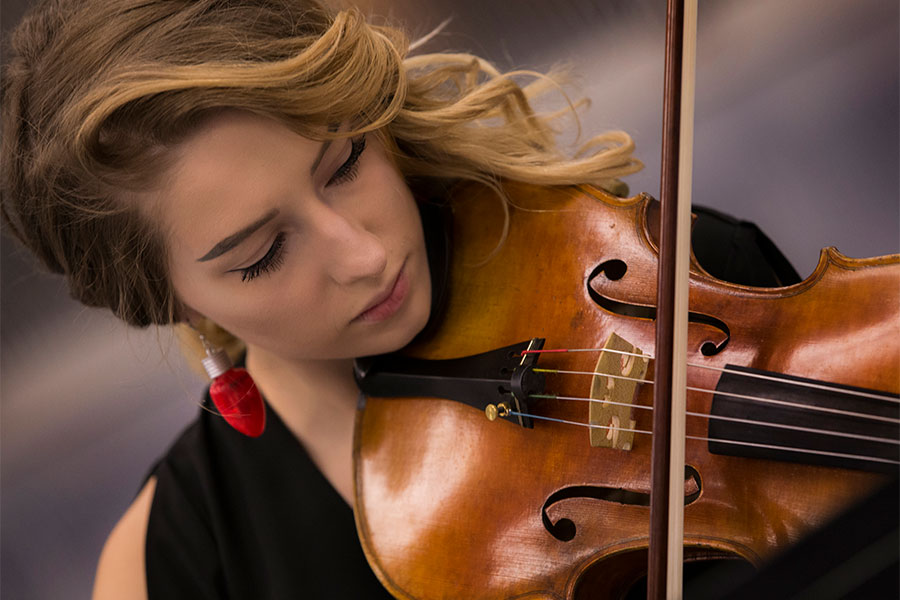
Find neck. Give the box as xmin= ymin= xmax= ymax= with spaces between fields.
xmin=247 ymin=346 xmax=357 ymax=398
xmin=245 ymin=345 xmax=360 ymax=505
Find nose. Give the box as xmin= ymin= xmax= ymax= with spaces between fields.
xmin=314 ymin=205 xmax=387 ymax=285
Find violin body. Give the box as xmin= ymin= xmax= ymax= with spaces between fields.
xmin=353 ymin=181 xmax=899 ymax=599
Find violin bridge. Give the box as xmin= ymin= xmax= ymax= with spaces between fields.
xmin=589 ymin=332 xmax=648 ymax=450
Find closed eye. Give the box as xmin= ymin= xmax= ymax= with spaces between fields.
xmin=327 ymin=135 xmax=366 ymax=187
xmin=234 ymin=232 xmax=287 ymax=282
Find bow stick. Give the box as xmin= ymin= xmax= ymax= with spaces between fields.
xmin=648 ymin=0 xmax=697 ymax=598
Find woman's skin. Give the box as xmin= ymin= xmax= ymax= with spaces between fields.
xmin=93 ymin=111 xmax=434 ymax=599
xmin=158 ymin=110 xmax=434 ymax=503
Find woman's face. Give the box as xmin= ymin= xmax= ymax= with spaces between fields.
xmin=157 ymin=111 xmax=432 ymax=362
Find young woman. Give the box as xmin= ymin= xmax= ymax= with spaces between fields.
xmin=2 ymin=0 xmax=811 ymax=598
xmin=1 ymin=0 xmax=646 ymax=597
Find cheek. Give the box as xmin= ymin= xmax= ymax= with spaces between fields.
xmin=198 ymin=280 xmax=323 ymax=338
xmin=209 ymin=266 xmax=358 ymax=358
xmin=376 ymin=175 xmax=422 ymax=245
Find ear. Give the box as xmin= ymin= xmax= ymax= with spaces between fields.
xmin=175 ymin=303 xmax=206 ymax=327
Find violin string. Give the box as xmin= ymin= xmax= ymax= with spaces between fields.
xmin=522 ymin=347 xmax=900 ymax=404
xmin=690 ymin=362 xmax=897 ymax=403
xmin=530 ymin=393 xmax=899 ymax=445
xmin=533 ymin=368 xmax=900 ymax=425
xmin=505 ymin=410 xmax=900 ymax=466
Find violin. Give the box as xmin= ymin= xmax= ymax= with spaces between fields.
xmin=352 ymin=1 xmax=897 ymax=596
xmin=351 ymin=179 xmax=899 ymax=599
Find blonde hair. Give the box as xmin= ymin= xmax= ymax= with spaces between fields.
xmin=2 ymin=0 xmax=640 ymax=362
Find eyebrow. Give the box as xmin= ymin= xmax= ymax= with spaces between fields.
xmin=197 ymin=208 xmax=280 ymax=262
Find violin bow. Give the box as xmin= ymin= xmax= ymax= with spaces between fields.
xmin=648 ymin=0 xmax=697 ymax=598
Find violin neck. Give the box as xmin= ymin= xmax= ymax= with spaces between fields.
xmin=708 ymin=365 xmax=899 ymax=473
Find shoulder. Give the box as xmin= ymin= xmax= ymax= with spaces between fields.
xmin=90 ymin=412 xmax=209 ymax=600
xmin=92 ymin=476 xmax=157 ymax=600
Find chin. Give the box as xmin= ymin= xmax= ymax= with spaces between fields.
xmin=370 ymin=293 xmax=431 ymax=357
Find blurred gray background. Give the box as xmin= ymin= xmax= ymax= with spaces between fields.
xmin=2 ymin=0 xmax=897 ymax=598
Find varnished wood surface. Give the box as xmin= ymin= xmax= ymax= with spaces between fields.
xmin=353 ymin=182 xmax=899 ymax=599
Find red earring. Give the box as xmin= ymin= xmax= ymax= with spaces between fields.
xmin=200 ymin=338 xmax=266 ymax=438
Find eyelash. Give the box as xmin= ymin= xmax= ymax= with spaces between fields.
xmin=238 ymin=136 xmax=367 ymax=282
xmin=327 ymin=135 xmax=366 ymax=187
xmin=239 ymin=232 xmax=286 ymax=282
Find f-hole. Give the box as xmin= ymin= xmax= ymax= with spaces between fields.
xmin=587 ymin=259 xmax=731 ymax=356
xmin=542 ymin=465 xmax=702 ymax=542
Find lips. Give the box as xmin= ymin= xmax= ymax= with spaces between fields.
xmin=353 ymin=264 xmax=409 ymax=323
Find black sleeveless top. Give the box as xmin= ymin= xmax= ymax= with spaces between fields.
xmin=144 ymin=203 xmax=800 ymax=598
xmin=145 ymin=395 xmax=394 ymax=599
